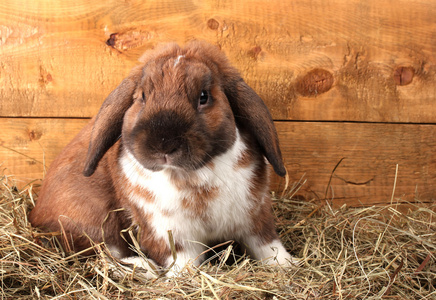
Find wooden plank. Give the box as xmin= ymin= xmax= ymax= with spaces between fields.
xmin=2 ymin=118 xmax=435 ymax=206
xmin=0 ymin=118 xmax=88 ymax=186
xmin=271 ymin=122 xmax=436 ymax=206
xmin=1 ymin=0 xmax=435 ymax=122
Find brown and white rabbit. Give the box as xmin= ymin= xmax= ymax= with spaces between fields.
xmin=29 ymin=41 xmax=296 ymax=277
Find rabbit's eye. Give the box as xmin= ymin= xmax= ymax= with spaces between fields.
xmin=140 ymin=91 xmax=146 ymax=103
xmin=199 ymin=90 xmax=209 ymax=106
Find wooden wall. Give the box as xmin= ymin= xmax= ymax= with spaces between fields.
xmin=1 ymin=0 xmax=435 ymax=206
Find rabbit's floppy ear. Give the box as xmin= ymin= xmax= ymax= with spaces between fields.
xmin=83 ymin=67 xmax=142 ymax=177
xmin=226 ymin=79 xmax=286 ymax=177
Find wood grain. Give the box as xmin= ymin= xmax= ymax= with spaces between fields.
xmin=2 ymin=118 xmax=435 ymax=206
xmin=1 ymin=0 xmax=435 ymax=122
xmin=1 ymin=0 xmax=436 ymax=206
xmin=272 ymin=122 xmax=436 ymax=206
xmin=0 ymin=118 xmax=89 ymax=186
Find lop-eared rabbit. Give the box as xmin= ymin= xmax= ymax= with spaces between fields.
xmin=29 ymin=41 xmax=296 ymax=277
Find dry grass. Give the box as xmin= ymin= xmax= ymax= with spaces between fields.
xmin=1 ymin=174 xmax=435 ymax=299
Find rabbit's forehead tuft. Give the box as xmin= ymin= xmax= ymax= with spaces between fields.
xmin=141 ymin=57 xmax=215 ymax=96
xmin=173 ymin=55 xmax=185 ymax=67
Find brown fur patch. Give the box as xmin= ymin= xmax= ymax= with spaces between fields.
xmin=181 ymin=186 xmax=220 ymax=216
xmin=236 ymin=131 xmax=278 ymax=244
xmin=235 ymin=148 xmax=253 ymax=170
xmin=167 ymin=170 xmax=199 ymax=189
xmin=122 ymin=179 xmax=155 ymax=204
xmin=250 ymin=194 xmax=278 ymax=244
xmin=165 ymin=160 xmax=216 ymax=190
xmin=127 ymin=207 xmax=174 ymax=266
xmin=203 ymin=86 xmax=231 ymax=131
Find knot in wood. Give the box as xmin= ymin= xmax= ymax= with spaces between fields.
xmin=296 ymin=68 xmax=334 ymax=97
xmin=106 ymin=33 xmax=118 ymax=47
xmin=207 ymin=18 xmax=220 ymax=30
xmin=394 ymin=66 xmax=414 ymax=86
xmin=248 ymin=46 xmax=262 ymax=60
xmin=28 ymin=129 xmax=42 ymax=141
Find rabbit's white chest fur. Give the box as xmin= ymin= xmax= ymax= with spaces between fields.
xmin=120 ymin=129 xmax=260 ymax=244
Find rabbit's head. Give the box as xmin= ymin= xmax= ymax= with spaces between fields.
xmin=83 ymin=41 xmax=286 ymax=177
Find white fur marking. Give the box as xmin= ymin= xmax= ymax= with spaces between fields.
xmin=164 ymin=248 xmax=204 ymax=276
xmin=120 ymin=129 xmax=259 ymax=269
xmin=244 ymin=237 xmax=299 ymax=267
xmin=173 ymin=55 xmax=185 ymax=67
xmin=107 ymin=245 xmax=124 ymax=259
xmin=121 ymin=256 xmax=160 ymax=278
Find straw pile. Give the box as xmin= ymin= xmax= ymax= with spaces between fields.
xmin=1 ymin=174 xmax=434 ymax=299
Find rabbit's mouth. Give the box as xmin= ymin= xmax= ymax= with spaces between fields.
xmin=122 ymin=131 xmax=209 ymax=173
xmin=121 ymin=142 xmax=209 ymax=175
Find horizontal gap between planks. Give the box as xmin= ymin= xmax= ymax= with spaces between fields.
xmin=0 ymin=116 xmax=92 ymax=120
xmin=273 ymin=119 xmax=436 ymax=126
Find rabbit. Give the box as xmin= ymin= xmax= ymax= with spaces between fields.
xmin=29 ymin=40 xmax=297 ymax=277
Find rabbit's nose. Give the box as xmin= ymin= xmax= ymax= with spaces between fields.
xmin=159 ymin=137 xmax=181 ymax=155
xmin=153 ymin=141 xmax=181 ymax=166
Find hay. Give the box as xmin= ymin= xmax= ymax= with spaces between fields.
xmin=1 ymin=174 xmax=435 ymax=299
